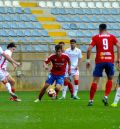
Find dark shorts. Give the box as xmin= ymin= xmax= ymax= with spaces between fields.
xmin=93 ymin=62 xmax=114 ymax=77
xmin=46 ymin=73 xmax=65 ymax=86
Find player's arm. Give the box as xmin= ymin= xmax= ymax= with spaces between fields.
xmin=44 ymin=55 xmax=52 ymax=71
xmin=77 ymin=50 xmax=82 ymax=70
xmin=2 ymin=52 xmax=20 ymax=66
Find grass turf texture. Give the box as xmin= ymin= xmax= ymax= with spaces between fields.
xmin=0 ymin=91 xmax=120 ymax=129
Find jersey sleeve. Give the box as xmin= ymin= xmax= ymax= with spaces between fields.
xmin=78 ymin=49 xmax=82 ymax=59
xmin=0 ymin=47 xmax=4 ymax=55
xmin=44 ymin=54 xmax=53 ymax=64
xmin=113 ymin=35 xmax=118 ymax=45
xmin=90 ymin=36 xmax=96 ymax=47
xmin=5 ymin=50 xmax=12 ymax=57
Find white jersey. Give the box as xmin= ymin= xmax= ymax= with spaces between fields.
xmin=65 ymin=47 xmax=82 ymax=69
xmin=0 ymin=47 xmax=3 ymax=55
xmin=0 ymin=49 xmax=12 ymax=70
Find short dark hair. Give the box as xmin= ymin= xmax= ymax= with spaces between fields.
xmin=99 ymin=24 xmax=107 ymax=31
xmin=58 ymin=41 xmax=65 ymax=45
xmin=55 ymin=45 xmax=62 ymax=51
xmin=7 ymin=43 xmax=16 ymax=49
xmin=70 ymin=39 xmax=76 ymax=43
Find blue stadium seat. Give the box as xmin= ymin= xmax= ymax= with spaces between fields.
xmin=18 ymin=22 xmax=26 ymax=29
xmin=90 ymin=16 xmax=98 ymax=22
xmin=16 ymin=30 xmax=25 ymax=37
xmin=62 ymin=23 xmax=70 ymax=30
xmin=59 ymin=9 xmax=67 ymax=15
xmin=51 ymin=8 xmax=59 ymax=15
xmin=102 ymin=9 xmax=111 ymax=15
xmin=0 ymin=15 xmax=4 ymax=21
xmin=0 ymin=7 xmax=6 ymax=14
xmin=106 ymin=16 xmax=115 ymax=23
xmin=79 ymin=23 xmax=88 ymax=30
xmin=68 ymin=31 xmax=76 ymax=37
xmin=74 ymin=16 xmax=82 ymax=22
xmin=92 ymin=9 xmax=102 ymax=15
xmin=24 ymin=30 xmax=32 ymax=37
xmin=2 ymin=23 xmax=10 ymax=29
xmin=4 ymin=15 xmax=12 ymax=21
xmin=115 ymin=17 xmax=120 ymax=22
xmin=76 ymin=31 xmax=85 ymax=37
xmin=7 ymin=7 xmax=15 ymax=14
xmin=56 ymin=16 xmax=65 ymax=22
xmin=25 ymin=45 xmax=32 ymax=52
xmin=41 ymin=30 xmax=48 ymax=37
xmin=110 ymin=9 xmax=119 ymax=15
xmin=80 ymin=45 xmax=87 ymax=52
xmin=99 ymin=16 xmax=107 ymax=22
xmin=10 ymin=23 xmax=19 ymax=29
xmin=15 ymin=7 xmax=23 ymax=14
xmin=32 ymin=30 xmax=41 ymax=36
xmin=75 ymin=9 xmax=84 ymax=15
xmin=21 ymin=15 xmax=30 ymax=22
xmin=29 ymin=15 xmax=37 ymax=22
xmin=70 ymin=23 xmax=78 ymax=30
xmin=87 ymin=23 xmax=95 ymax=30
xmin=8 ymin=30 xmax=17 ymax=37
xmin=35 ymin=23 xmax=42 ymax=29
xmin=84 ymin=9 xmax=92 ymax=15
xmin=81 ymin=16 xmax=90 ymax=22
xmin=12 ymin=15 xmax=21 ymax=21
xmin=26 ymin=23 xmax=35 ymax=29
xmin=66 ymin=9 xmax=76 ymax=15
xmin=0 ymin=30 xmax=8 ymax=37
xmin=34 ymin=45 xmax=42 ymax=52
xmin=24 ymin=8 xmax=31 ymax=14
xmin=85 ymin=31 xmax=93 ymax=37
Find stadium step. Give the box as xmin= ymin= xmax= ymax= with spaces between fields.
xmin=42 ymin=24 xmax=61 ymax=29
xmin=19 ymin=2 xmax=38 ymax=7
xmin=31 ymin=10 xmax=43 ymax=14
xmin=48 ymin=32 xmax=67 ymax=37
xmin=37 ymin=17 xmax=56 ymax=22
xmin=54 ymin=39 xmax=70 ymax=44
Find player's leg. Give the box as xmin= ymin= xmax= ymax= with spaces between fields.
xmin=34 ymin=73 xmax=54 ymax=102
xmin=88 ymin=63 xmax=103 ymax=106
xmin=103 ymin=63 xmax=114 ymax=106
xmin=72 ymin=70 xmax=80 ymax=99
xmin=111 ymin=74 xmax=120 ymax=107
xmin=59 ymin=78 xmax=69 ymax=99
xmin=67 ymin=79 xmax=74 ymax=98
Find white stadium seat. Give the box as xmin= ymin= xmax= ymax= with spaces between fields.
xmin=88 ymin=2 xmax=95 ymax=8
xmin=112 ymin=2 xmax=120 ymax=8
xmin=13 ymin=1 xmax=20 ymax=7
xmin=79 ymin=2 xmax=87 ymax=8
xmin=54 ymin=2 xmax=63 ymax=8
xmin=0 ymin=1 xmax=4 ymax=7
xmin=46 ymin=1 xmax=54 ymax=8
xmin=71 ymin=2 xmax=79 ymax=8
xmin=95 ymin=2 xmax=104 ymax=8
xmin=63 ymin=2 xmax=71 ymax=8
xmin=38 ymin=1 xmax=46 ymax=8
xmin=4 ymin=1 xmax=12 ymax=7
xmin=104 ymin=2 xmax=112 ymax=8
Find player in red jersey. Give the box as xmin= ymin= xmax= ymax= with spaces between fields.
xmin=86 ymin=24 xmax=120 ymax=106
xmin=58 ymin=42 xmax=74 ymax=99
xmin=34 ymin=45 xmax=71 ymax=102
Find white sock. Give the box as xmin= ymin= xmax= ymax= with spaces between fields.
xmin=113 ymin=87 xmax=120 ymax=104
xmin=5 ymin=83 xmax=12 ymax=94
xmin=73 ymin=85 xmax=79 ymax=97
xmin=62 ymin=86 xmax=68 ymax=98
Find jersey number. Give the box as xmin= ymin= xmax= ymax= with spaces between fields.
xmin=103 ymin=38 xmax=108 ymax=50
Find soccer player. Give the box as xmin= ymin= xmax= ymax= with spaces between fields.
xmin=60 ymin=39 xmax=82 ymax=99
xmin=34 ymin=45 xmax=71 ymax=102
xmin=86 ymin=24 xmax=120 ymax=106
xmin=0 ymin=45 xmax=21 ymax=101
xmin=0 ymin=43 xmax=21 ymax=101
xmin=58 ymin=42 xmax=74 ymax=99
xmin=111 ymin=67 xmax=120 ymax=107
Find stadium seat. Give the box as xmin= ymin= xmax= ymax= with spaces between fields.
xmin=16 ymin=30 xmax=24 ymax=37
xmin=4 ymin=1 xmax=12 ymax=7
xmin=74 ymin=16 xmax=82 ymax=22
xmin=24 ymin=30 xmax=32 ymax=37
xmin=87 ymin=2 xmax=95 ymax=8
xmin=81 ymin=15 xmax=90 ymax=22
xmin=12 ymin=15 xmax=21 ymax=21
xmin=92 ymin=9 xmax=102 ymax=15
xmin=70 ymin=23 xmax=78 ymax=30
xmin=13 ymin=1 xmax=20 ymax=7
xmin=24 ymin=8 xmax=31 ymax=14
xmin=32 ymin=30 xmax=41 ymax=37
xmin=38 ymin=1 xmax=47 ymax=8
xmin=21 ymin=15 xmax=30 ymax=22
xmin=29 ymin=15 xmax=37 ymax=22
xmin=71 ymin=2 xmax=79 ymax=8
xmin=79 ymin=2 xmax=87 ymax=8
xmin=79 ymin=23 xmax=88 ymax=30
xmin=8 ymin=30 xmax=17 ymax=37
xmin=87 ymin=23 xmax=95 ymax=30
xmin=66 ymin=9 xmax=76 ymax=15
xmin=110 ymin=9 xmax=119 ymax=15
xmin=54 ymin=2 xmax=63 ymax=8
xmin=41 ymin=30 xmax=48 ymax=37
xmin=2 ymin=23 xmax=10 ymax=29
xmin=84 ymin=9 xmax=93 ymax=15
xmin=112 ymin=2 xmax=120 ymax=8
xmin=26 ymin=23 xmax=35 ymax=29
xmin=0 ymin=1 xmax=4 ymax=7
xmin=7 ymin=7 xmax=15 ymax=14
xmin=4 ymin=15 xmax=12 ymax=21
xmin=15 ymin=7 xmax=23 ymax=14
xmin=95 ymin=2 xmax=104 ymax=8
xmin=68 ymin=31 xmax=76 ymax=37
xmin=0 ymin=30 xmax=9 ymax=37
xmin=75 ymin=9 xmax=84 ymax=15
xmin=46 ymin=1 xmax=54 ymax=8
xmin=62 ymin=23 xmax=70 ymax=30
xmin=10 ymin=22 xmax=19 ymax=28
xmin=80 ymin=45 xmax=87 ymax=52
xmin=63 ymin=2 xmax=71 ymax=8
xmin=35 ymin=23 xmax=42 ymax=29
xmin=76 ymin=31 xmax=85 ymax=37
xmin=0 ymin=7 xmax=6 ymax=14
xmin=102 ymin=9 xmax=111 ymax=15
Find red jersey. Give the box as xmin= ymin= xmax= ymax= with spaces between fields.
xmin=90 ymin=33 xmax=118 ymax=64
xmin=45 ymin=53 xmax=70 ymax=75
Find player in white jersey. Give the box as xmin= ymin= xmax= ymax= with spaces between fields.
xmin=0 ymin=43 xmax=21 ymax=102
xmin=60 ymin=39 xmax=82 ymax=99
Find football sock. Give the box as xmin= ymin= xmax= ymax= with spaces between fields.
xmin=39 ymin=87 xmax=46 ymax=100
xmin=113 ymin=87 xmax=120 ymax=104
xmin=68 ymin=82 xmax=74 ymax=95
xmin=90 ymin=82 xmax=97 ymax=100
xmin=73 ymin=80 xmax=79 ymax=97
xmin=12 ymin=87 xmax=15 ymax=93
xmin=62 ymin=86 xmax=68 ymax=98
xmin=105 ymin=80 xmax=112 ymax=96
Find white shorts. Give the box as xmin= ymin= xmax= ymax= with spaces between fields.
xmin=0 ymin=69 xmax=9 ymax=81
xmin=65 ymin=69 xmax=79 ymax=77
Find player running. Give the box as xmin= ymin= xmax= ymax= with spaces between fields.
xmin=0 ymin=45 xmax=21 ymax=101
xmin=34 ymin=45 xmax=71 ymax=102
xmin=60 ymin=39 xmax=82 ymax=100
xmin=86 ymin=24 xmax=120 ymax=106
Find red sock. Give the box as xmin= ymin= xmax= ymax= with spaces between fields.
xmin=68 ymin=82 xmax=73 ymax=95
xmin=90 ymin=82 xmax=97 ymax=100
xmin=12 ymin=87 xmax=15 ymax=93
xmin=105 ymin=80 xmax=112 ymax=96
xmin=55 ymin=89 xmax=59 ymax=97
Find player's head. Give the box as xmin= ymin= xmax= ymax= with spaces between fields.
xmin=99 ymin=24 xmax=107 ymax=33
xmin=55 ymin=45 xmax=62 ymax=56
xmin=70 ymin=39 xmax=76 ymax=50
xmin=58 ymin=41 xmax=65 ymax=51
xmin=7 ymin=42 xmax=16 ymax=52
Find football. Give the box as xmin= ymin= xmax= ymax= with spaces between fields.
xmin=47 ymin=88 xmax=56 ymax=98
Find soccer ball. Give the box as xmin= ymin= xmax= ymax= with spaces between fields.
xmin=47 ymin=88 xmax=56 ymax=98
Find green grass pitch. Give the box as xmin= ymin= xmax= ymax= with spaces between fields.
xmin=0 ymin=91 xmax=120 ymax=129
